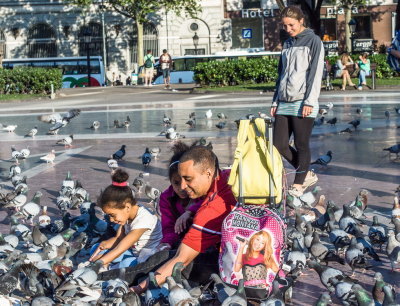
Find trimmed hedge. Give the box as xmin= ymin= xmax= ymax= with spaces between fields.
xmin=194 ymin=57 xmax=279 ymax=86
xmin=194 ymin=53 xmax=398 ymax=86
xmin=0 ymin=67 xmax=63 ymax=94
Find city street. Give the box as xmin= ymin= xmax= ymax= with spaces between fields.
xmin=0 ymin=86 xmax=399 ymax=305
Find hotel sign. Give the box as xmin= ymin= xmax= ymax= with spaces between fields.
xmin=327 ymin=6 xmax=358 ymax=16
xmin=242 ymin=9 xmax=274 ymax=18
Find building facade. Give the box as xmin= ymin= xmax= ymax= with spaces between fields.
xmin=0 ymin=0 xmax=228 ymax=82
xmin=225 ymin=0 xmax=398 ymax=53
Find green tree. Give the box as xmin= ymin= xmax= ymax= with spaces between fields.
xmin=67 ymin=0 xmax=200 ymax=66
xmin=335 ymin=0 xmax=365 ymax=52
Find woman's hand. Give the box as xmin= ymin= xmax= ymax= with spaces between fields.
xmin=302 ymin=105 xmax=313 ymax=118
xmin=89 ymin=239 xmax=114 ymax=262
xmin=175 ymin=211 xmax=192 ymax=234
xmin=270 ymin=106 xmax=277 ymax=117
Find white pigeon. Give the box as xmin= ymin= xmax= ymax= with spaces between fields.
xmin=11 ymin=147 xmax=24 ymax=164
xmin=326 ymin=102 xmax=334 ymax=110
xmin=20 ymin=148 xmax=30 ymax=159
xmin=38 ymin=109 xmax=80 ymax=124
xmin=90 ymin=121 xmax=100 ymax=129
xmin=150 ymin=147 xmax=161 ymax=159
xmin=3 ymin=125 xmax=17 ymax=132
xmin=56 ymin=134 xmax=74 ymax=147
xmin=205 ymin=109 xmax=213 ymax=119
xmin=25 ymin=126 xmax=38 ymax=137
xmin=8 ymin=165 xmax=21 ymax=178
xmin=107 ymin=156 xmax=119 ymax=173
xmin=40 ymin=150 xmax=56 ymax=164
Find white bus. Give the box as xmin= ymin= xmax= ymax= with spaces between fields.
xmin=2 ymin=56 xmax=105 ymax=88
xmin=152 ymin=51 xmax=281 ymax=84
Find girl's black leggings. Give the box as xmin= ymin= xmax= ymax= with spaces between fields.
xmin=273 ymin=115 xmax=315 ymax=185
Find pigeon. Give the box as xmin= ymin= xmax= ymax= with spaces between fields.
xmin=186 ymin=118 xmax=196 ymax=128
xmin=145 ymin=272 xmax=168 ymax=305
xmin=40 ymin=149 xmax=56 ymax=164
xmin=3 ymin=125 xmax=17 ymax=132
xmin=386 ymin=229 xmax=400 ymax=271
xmin=382 ymin=285 xmax=398 ymax=306
xmin=349 ymin=119 xmax=360 ymax=129
xmin=189 ymin=112 xmax=196 ymax=119
xmin=383 ymin=144 xmax=400 ymax=158
xmin=326 ymin=117 xmax=337 ymax=126
xmin=314 ymin=116 xmax=325 ymax=127
xmin=25 ymin=126 xmax=38 ymax=137
xmin=112 ymin=145 xmax=126 ymax=160
xmin=259 ymin=280 xmax=285 ymax=306
xmin=210 ymin=273 xmax=235 ymax=303
xmin=8 ymin=164 xmax=21 ymax=178
xmin=307 ymin=260 xmax=349 ymax=293
xmin=123 ymin=116 xmax=131 ymax=128
xmin=205 ymin=109 xmax=212 ymax=119
xmin=368 ymin=216 xmax=387 ymax=250
xmin=328 ymin=221 xmax=351 ymax=253
xmin=351 ymin=284 xmax=374 ymax=306
xmin=56 ymin=134 xmax=74 ymax=147
xmin=221 ymin=279 xmax=246 ymax=306
xmin=113 ymin=119 xmax=122 ymax=128
xmin=310 ymin=232 xmax=344 ymax=265
xmin=285 ymin=238 xmax=307 ymax=276
xmin=56 ymin=260 xmax=103 ymax=291
xmin=132 ymin=173 xmax=145 ymax=194
xmin=48 ymin=119 xmax=69 ymax=133
xmin=90 ymin=120 xmax=100 ymax=129
xmin=325 ymin=102 xmax=334 ymax=111
xmin=339 ymin=204 xmax=359 ymax=234
xmin=217 ymin=113 xmax=227 ymax=119
xmin=345 ymin=237 xmax=371 ymax=276
xmin=38 ymin=206 xmax=51 ymax=227
xmin=311 ymin=151 xmax=332 ymax=166
xmin=339 ymin=127 xmax=352 ymax=134
xmin=142 ymin=148 xmax=152 ymax=167
xmin=145 ymin=183 xmax=161 ymax=202
xmin=319 ymin=108 xmax=328 ymax=116
xmin=38 ymin=109 xmax=81 ymax=124
xmin=392 ymin=196 xmax=400 ymax=223
xmin=216 ymin=121 xmax=227 ymax=130
xmin=20 ymin=147 xmax=31 ymax=159
xmin=385 ymin=110 xmax=390 ymax=119
xmin=167 ymin=275 xmax=197 ymax=306
xmin=150 ymin=147 xmax=161 ymax=159
xmin=0 ymin=261 xmax=25 ymax=295
xmin=372 ymin=272 xmax=387 ymax=305
xmin=107 ymin=156 xmax=119 ymax=173
xmin=315 ymin=292 xmax=332 ymax=306
xmin=11 ymin=147 xmax=25 ymax=164
xmin=163 ymin=114 xmax=172 ymax=126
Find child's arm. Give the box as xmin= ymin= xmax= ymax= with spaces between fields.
xmin=89 ymin=225 xmax=125 ymax=261
xmin=96 ymin=228 xmax=148 ymax=265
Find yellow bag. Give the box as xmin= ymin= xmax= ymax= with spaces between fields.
xmin=228 ymin=118 xmax=283 ymax=205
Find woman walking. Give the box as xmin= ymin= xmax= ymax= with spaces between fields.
xmin=270 ymin=6 xmax=324 ymax=197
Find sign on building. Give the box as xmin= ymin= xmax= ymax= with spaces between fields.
xmin=323 ymin=40 xmax=339 ymax=55
xmin=327 ymin=6 xmax=358 ymax=17
xmin=241 ymin=9 xmax=274 ymax=18
xmin=242 ymin=28 xmax=253 ymax=39
xmin=353 ymin=39 xmax=374 ymax=52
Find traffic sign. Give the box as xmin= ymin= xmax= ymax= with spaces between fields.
xmin=242 ymin=29 xmax=252 ymax=39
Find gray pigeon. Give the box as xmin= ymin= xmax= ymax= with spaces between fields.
xmin=310 ymin=232 xmax=344 ymax=265
xmin=311 ymin=151 xmax=332 ymax=166
xmin=328 ymin=221 xmax=351 ymax=253
xmin=210 ymin=273 xmax=236 ymax=303
xmin=386 ymin=229 xmax=400 ymax=271
xmin=167 ymin=276 xmax=194 ymax=306
xmin=307 ymin=260 xmax=348 ymax=293
xmin=382 ymin=285 xmax=398 ymax=306
xmin=339 ymin=204 xmax=358 ymax=234
xmin=56 ymin=260 xmax=103 ymax=291
xmin=351 ymin=284 xmax=374 ymax=306
xmin=259 ymin=280 xmax=285 ymax=305
xmin=368 ymin=216 xmax=387 ymax=250
xmin=285 ymin=238 xmax=307 ymax=277
xmin=221 ymin=279 xmax=246 ymax=306
xmin=383 ymin=144 xmax=400 ymax=158
xmin=25 ymin=126 xmax=38 ymax=137
xmin=345 ymin=237 xmax=371 ymax=276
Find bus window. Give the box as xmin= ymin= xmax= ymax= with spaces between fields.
xmin=32 ymin=61 xmax=55 ymax=68
xmin=173 ymin=59 xmax=185 ymax=71
xmin=185 ymin=58 xmax=196 ymax=71
xmin=90 ymin=60 xmax=101 ymax=74
xmin=56 ymin=61 xmax=79 ymax=75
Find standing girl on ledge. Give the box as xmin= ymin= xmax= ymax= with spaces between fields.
xmin=89 ymin=169 xmax=162 ymax=269
xmin=270 ymin=5 xmax=324 ymax=197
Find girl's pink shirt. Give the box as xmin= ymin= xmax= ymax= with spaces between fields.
xmin=242 ymin=253 xmax=265 ymax=266
xmin=159 ymin=185 xmax=201 ymax=246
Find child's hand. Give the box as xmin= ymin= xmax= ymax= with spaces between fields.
xmin=175 ymin=211 xmax=192 ymax=234
xmin=89 ymin=240 xmax=113 ymax=261
xmin=156 ymin=243 xmax=171 ymax=252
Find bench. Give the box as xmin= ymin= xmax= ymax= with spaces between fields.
xmin=331 ymin=62 xmax=377 ymax=90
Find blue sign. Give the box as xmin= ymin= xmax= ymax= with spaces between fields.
xmin=242 ymin=28 xmax=252 ymax=39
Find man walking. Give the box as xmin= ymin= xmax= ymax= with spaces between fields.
xmin=159 ymin=49 xmax=172 ymax=89
xmin=143 ymin=49 xmax=155 ymax=87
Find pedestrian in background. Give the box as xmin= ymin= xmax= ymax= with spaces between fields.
xmin=335 ymin=52 xmax=356 ymax=90
xmin=143 ymin=49 xmax=155 ymax=87
xmin=356 ymin=52 xmax=371 ymax=90
xmin=270 ymin=5 xmax=324 ymax=197
xmin=160 ymin=49 xmax=172 ymax=89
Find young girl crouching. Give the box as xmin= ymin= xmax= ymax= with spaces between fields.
xmin=89 ymin=169 xmax=162 ymax=269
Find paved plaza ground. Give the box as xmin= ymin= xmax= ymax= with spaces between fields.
xmin=0 ymin=85 xmax=399 ymax=304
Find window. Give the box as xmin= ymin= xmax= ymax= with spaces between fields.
xmin=354 ymin=15 xmax=371 ymax=39
xmin=321 ymin=18 xmax=337 ymax=41
xmin=27 ymin=23 xmax=57 ymax=58
xmin=242 ymin=0 xmax=261 ymax=9
xmin=130 ymin=23 xmax=158 ymax=64
xmin=78 ymin=23 xmax=104 ymax=57
xmin=231 ymin=18 xmax=263 ymax=49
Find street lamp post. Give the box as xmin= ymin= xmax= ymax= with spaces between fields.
xmin=83 ymin=28 xmax=92 ymax=87
xmin=192 ymin=32 xmax=199 ymax=55
xmin=348 ymin=18 xmax=357 ymax=53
